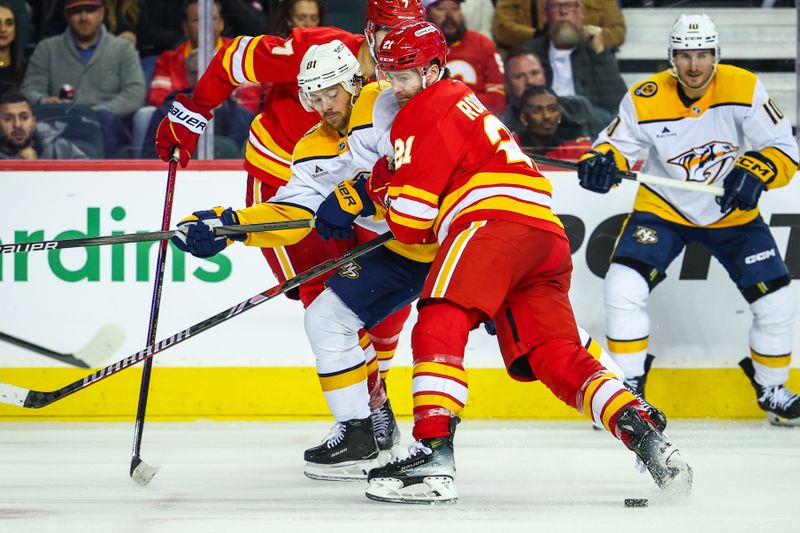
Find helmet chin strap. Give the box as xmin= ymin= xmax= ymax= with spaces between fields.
xmin=669 ymin=62 xmax=718 ymax=94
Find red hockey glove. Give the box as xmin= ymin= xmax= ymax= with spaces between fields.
xmin=155 ymin=93 xmax=213 ymax=167
xmin=366 ymin=156 xmax=395 ymax=207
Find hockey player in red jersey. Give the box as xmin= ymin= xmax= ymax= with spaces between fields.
xmin=354 ymin=21 xmax=692 ymax=504
xmin=154 ymin=0 xmax=424 ymax=309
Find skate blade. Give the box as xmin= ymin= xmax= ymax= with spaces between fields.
xmin=304 ymin=453 xmax=389 ymax=482
xmin=365 ymin=476 xmax=458 ymax=505
xmin=766 ymin=412 xmax=800 ymax=427
xmin=656 ymin=453 xmax=693 ymax=497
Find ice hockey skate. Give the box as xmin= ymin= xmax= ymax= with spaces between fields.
xmin=616 ymin=406 xmax=692 ymax=494
xmin=739 ymin=358 xmax=800 ymax=427
xmin=304 ymin=418 xmax=388 ymax=481
xmin=365 ymin=418 xmax=459 ymax=504
xmin=371 ymin=399 xmax=401 ymax=453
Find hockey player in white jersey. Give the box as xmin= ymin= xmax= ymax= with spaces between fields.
xmin=172 ymin=40 xmax=434 ymax=480
xmin=577 ymin=14 xmax=800 ymax=426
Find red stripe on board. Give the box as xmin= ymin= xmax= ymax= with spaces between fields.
xmin=0 ymin=160 xmax=244 ymax=171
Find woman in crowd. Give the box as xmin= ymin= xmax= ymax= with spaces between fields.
xmin=0 ymin=1 xmax=24 ymax=98
xmin=272 ymin=0 xmax=324 ymax=37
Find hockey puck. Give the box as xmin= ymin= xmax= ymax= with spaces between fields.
xmin=624 ymin=498 xmax=648 ymax=508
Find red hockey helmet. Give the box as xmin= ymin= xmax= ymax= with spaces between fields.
xmin=377 ymin=20 xmax=447 ymax=74
xmin=365 ymin=0 xmax=426 ymax=51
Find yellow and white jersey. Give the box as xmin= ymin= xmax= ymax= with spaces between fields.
xmin=238 ymin=82 xmax=437 ymax=263
xmin=593 ymin=65 xmax=799 ymax=227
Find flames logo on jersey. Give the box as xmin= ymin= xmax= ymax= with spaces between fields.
xmin=667 ymin=141 xmax=739 ymax=184
xmin=338 ymin=261 xmax=361 ymax=279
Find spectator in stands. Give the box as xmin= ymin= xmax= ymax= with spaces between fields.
xmin=493 ymin=0 xmax=626 ymax=52
xmin=41 ymin=0 xmax=140 ymax=45
xmin=0 ymin=1 xmax=25 ymax=99
xmin=424 ymin=0 xmax=505 ymax=113
xmin=525 ymin=0 xmax=627 ymax=115
xmin=0 ymin=90 xmax=88 ymax=159
xmin=272 ymin=0 xmax=324 ymax=37
xmin=460 ymin=0 xmax=495 ymax=39
xmin=147 ymin=0 xmax=260 ymax=112
xmin=141 ymin=48 xmax=255 ymax=159
xmin=500 ymin=48 xmax=607 ymax=136
xmin=133 ymin=0 xmax=260 ymax=157
xmin=515 ymin=85 xmax=593 ymax=160
xmin=22 ymin=0 xmax=145 ymax=157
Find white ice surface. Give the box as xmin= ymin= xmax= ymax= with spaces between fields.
xmin=0 ymin=420 xmax=797 ymax=533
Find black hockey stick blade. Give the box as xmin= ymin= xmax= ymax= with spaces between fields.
xmin=0 ymin=325 xmax=126 ymax=368
xmin=0 ymin=219 xmax=315 ymax=254
xmin=0 ymin=232 xmax=393 ymax=409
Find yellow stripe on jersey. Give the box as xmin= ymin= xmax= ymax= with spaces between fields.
xmin=414 ymin=362 xmax=468 ymax=383
xmin=348 ymin=81 xmax=389 ymax=133
xmin=413 ymin=393 xmax=464 ymax=414
xmin=318 ymin=362 xmax=367 ymax=392
xmin=581 ymin=372 xmax=615 ymax=416
xmin=455 ymin=197 xmax=563 ymax=228
xmin=384 ymin=241 xmax=439 ymax=264
xmin=585 ymin=337 xmax=604 ymax=360
xmin=437 ymin=172 xmax=553 ymax=216
xmin=274 ymin=246 xmax=296 ymax=278
xmin=235 ymin=202 xmax=313 ymax=248
xmin=293 ymin=121 xmax=347 ymax=163
xmin=760 ymin=146 xmax=798 ymax=190
xmin=221 ymin=36 xmax=243 ymax=86
xmin=387 ymin=209 xmax=435 ymax=231
xmin=245 ymin=143 xmax=293 ymax=182
xmin=431 ymin=221 xmax=484 ymax=298
xmin=388 ymin=184 xmax=441 ymax=207
xmin=243 ymin=35 xmax=264 ymax=83
xmin=251 ymin=117 xmax=293 ymax=161
xmin=751 ymin=350 xmax=792 ymax=369
xmin=633 ymin=185 xmax=759 ymax=228
xmin=630 ymin=66 xmax=757 ymax=124
xmin=607 ymin=337 xmax=648 ymax=354
xmin=600 ymin=389 xmax=637 ymax=432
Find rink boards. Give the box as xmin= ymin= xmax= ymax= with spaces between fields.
xmin=0 ymin=162 xmax=798 ymax=420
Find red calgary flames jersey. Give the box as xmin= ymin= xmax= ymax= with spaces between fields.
xmin=446 ymin=30 xmax=506 ymax=114
xmin=192 ymin=27 xmax=365 ymax=188
xmin=383 ymin=80 xmax=564 ymax=245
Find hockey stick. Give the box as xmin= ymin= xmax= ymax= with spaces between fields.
xmin=130 ymin=149 xmax=180 ymax=486
xmin=0 ymin=325 xmax=126 ymax=368
xmin=529 ymin=153 xmax=724 ymax=196
xmin=0 ymin=232 xmax=393 ymax=410
xmin=0 ymin=220 xmax=315 ymax=255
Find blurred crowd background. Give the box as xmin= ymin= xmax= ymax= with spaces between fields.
xmin=0 ymin=0 xmax=794 ymax=161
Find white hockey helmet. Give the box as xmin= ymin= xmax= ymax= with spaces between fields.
xmin=298 ymin=40 xmax=362 ymax=112
xmin=668 ymin=14 xmax=720 ymax=66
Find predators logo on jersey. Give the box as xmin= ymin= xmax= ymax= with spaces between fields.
xmin=338 ymin=261 xmax=362 ymax=279
xmin=667 ymin=141 xmax=739 ymax=184
xmin=633 ymin=226 xmax=658 ymax=244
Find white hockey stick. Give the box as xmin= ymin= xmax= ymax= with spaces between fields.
xmin=0 ymin=325 xmax=126 ymax=368
xmin=530 ymin=154 xmax=724 ymax=196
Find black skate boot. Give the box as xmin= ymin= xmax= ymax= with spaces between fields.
xmin=371 ymin=399 xmax=401 ymax=453
xmin=739 ymin=358 xmax=800 ymax=427
xmin=304 ymin=418 xmax=381 ymax=481
xmin=365 ymin=417 xmax=460 ymax=504
xmin=622 ymin=354 xmax=666 ymax=431
xmin=616 ymin=406 xmax=692 ymax=494
xmin=623 ymin=353 xmax=655 ymax=397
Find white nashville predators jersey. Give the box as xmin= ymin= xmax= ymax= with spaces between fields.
xmin=241 ymin=82 xmax=436 ymax=262
xmin=593 ymin=65 xmax=799 ymax=227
